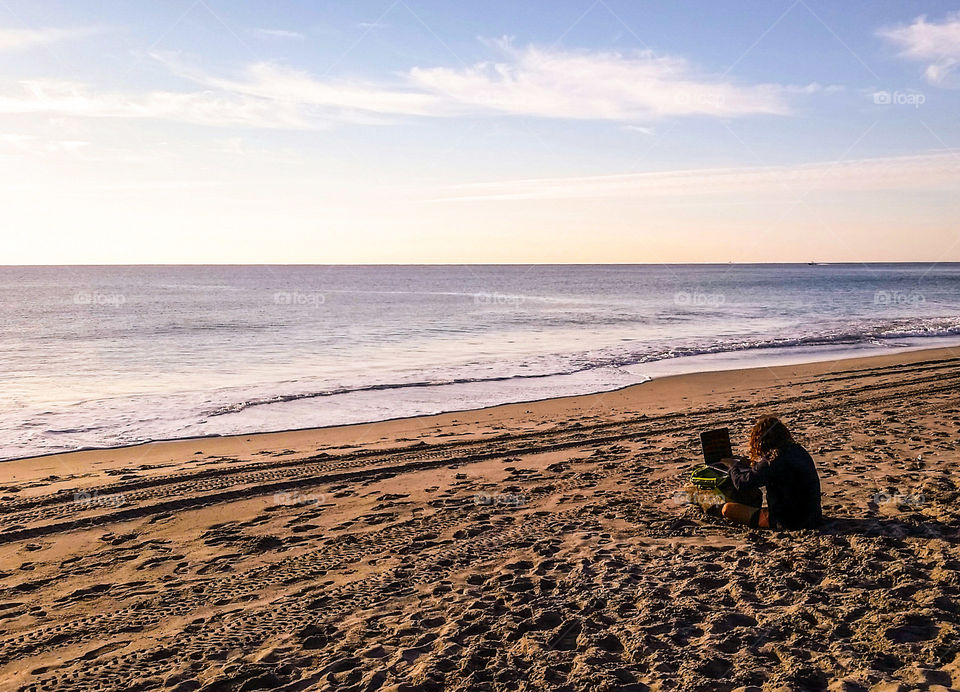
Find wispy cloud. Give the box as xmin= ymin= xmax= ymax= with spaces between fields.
xmin=157 ymin=43 xmax=799 ymax=125
xmin=408 ymin=42 xmax=793 ymax=119
xmin=253 ymin=28 xmax=305 ymax=40
xmin=0 ymin=133 xmax=89 ymax=153
xmin=878 ymin=12 xmax=960 ymax=84
xmin=159 ymin=56 xmax=444 ymax=119
xmin=0 ymin=26 xmax=105 ymax=52
xmin=0 ymin=42 xmax=807 ymax=130
xmin=431 ymin=153 xmax=960 ymax=202
xmin=0 ymin=79 xmax=315 ymax=129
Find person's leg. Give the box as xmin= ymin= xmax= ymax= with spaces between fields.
xmin=721 ymin=503 xmax=770 ymax=528
xmin=721 ymin=502 xmax=755 ymax=524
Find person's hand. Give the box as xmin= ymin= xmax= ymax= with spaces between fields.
xmin=719 ymin=457 xmax=738 ymax=469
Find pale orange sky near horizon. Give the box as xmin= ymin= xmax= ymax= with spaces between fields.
xmin=5 ymin=158 xmax=958 ymax=265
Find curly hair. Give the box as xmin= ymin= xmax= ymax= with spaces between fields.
xmin=748 ymin=415 xmax=795 ymax=465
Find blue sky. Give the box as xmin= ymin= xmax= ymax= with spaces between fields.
xmin=2 ymin=0 xmax=959 ymax=263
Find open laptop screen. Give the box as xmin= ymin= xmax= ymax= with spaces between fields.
xmin=700 ymin=428 xmax=732 ymax=465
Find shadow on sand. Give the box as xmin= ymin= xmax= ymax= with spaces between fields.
xmin=818 ymin=515 xmax=959 ymax=540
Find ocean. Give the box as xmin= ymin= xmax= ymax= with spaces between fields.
xmin=2 ymin=263 xmax=959 ymax=460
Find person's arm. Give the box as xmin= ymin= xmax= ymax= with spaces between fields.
xmin=728 ymin=458 xmax=772 ymax=490
xmin=719 ymin=455 xmax=748 ymax=469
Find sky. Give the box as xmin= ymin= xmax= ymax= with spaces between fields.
xmin=1 ymin=0 xmax=959 ymax=264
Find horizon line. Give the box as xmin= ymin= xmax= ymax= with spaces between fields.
xmin=1 ymin=261 xmax=958 ymax=268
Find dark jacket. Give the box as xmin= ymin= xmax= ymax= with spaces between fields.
xmin=729 ymin=443 xmax=822 ymax=529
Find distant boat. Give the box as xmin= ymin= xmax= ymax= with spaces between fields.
xmin=807 ymin=261 xmax=820 ymax=266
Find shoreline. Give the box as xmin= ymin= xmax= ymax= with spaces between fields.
xmin=9 ymin=346 xmax=960 ymax=468
xmin=8 ymin=340 xmax=960 ymax=467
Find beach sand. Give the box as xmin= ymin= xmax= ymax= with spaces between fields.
xmin=1 ymin=347 xmax=959 ymax=691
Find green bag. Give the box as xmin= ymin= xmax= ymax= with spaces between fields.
xmin=691 ymin=465 xmax=730 ymax=491
xmin=690 ymin=464 xmax=762 ymax=508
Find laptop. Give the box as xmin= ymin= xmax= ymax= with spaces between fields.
xmin=699 ymin=428 xmax=732 ymax=466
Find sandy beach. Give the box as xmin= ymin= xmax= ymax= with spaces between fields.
xmin=1 ymin=346 xmax=959 ymax=691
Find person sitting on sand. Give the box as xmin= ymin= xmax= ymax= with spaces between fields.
xmin=720 ymin=415 xmax=822 ymax=530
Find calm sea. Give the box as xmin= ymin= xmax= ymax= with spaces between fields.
xmin=2 ymin=264 xmax=959 ymax=460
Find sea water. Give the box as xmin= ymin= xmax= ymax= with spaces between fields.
xmin=2 ymin=263 xmax=959 ymax=459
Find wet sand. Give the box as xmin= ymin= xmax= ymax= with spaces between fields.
xmin=1 ymin=347 xmax=959 ymax=691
